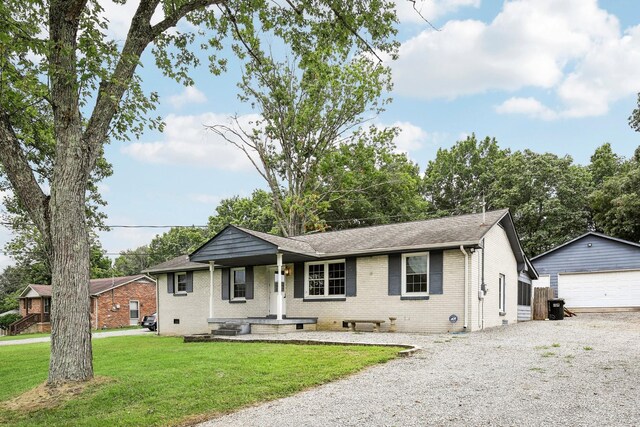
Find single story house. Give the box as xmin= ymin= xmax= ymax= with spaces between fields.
xmin=12 ymin=274 xmax=156 ymax=335
xmin=531 ymin=232 xmax=640 ymax=311
xmin=146 ymin=209 xmax=537 ymax=335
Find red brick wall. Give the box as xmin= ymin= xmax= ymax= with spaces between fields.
xmin=19 ymin=298 xmax=42 ymax=317
xmin=92 ymin=281 xmax=157 ymax=329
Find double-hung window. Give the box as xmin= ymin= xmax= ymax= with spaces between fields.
xmin=175 ymin=273 xmax=187 ymax=293
xmin=499 ymin=274 xmax=506 ymax=313
xmin=232 ymin=268 xmax=246 ymax=300
xmin=305 ymin=260 xmax=345 ymax=298
xmin=402 ymin=252 xmax=429 ymax=296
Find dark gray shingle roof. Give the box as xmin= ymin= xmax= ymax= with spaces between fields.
xmin=290 ymin=209 xmax=509 ymax=255
xmin=144 ymin=254 xmax=210 ymax=274
xmin=20 ymin=275 xmax=154 ymax=297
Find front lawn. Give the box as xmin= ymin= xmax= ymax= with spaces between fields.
xmin=0 ymin=335 xmax=400 ymax=426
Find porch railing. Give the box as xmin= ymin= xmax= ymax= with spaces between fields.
xmin=8 ymin=313 xmax=42 ymax=336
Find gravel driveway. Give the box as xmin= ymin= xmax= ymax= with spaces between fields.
xmin=199 ymin=313 xmax=640 ymax=426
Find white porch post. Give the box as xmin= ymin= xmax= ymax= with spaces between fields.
xmin=277 ymin=252 xmax=283 ymax=320
xmin=209 ymin=262 xmax=215 ymax=319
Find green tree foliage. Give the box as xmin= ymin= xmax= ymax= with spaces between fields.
xmin=589 ymin=143 xmax=622 ymax=187
xmin=208 ymin=190 xmax=277 ymax=235
xmin=147 ymin=227 xmax=209 ymax=266
xmin=424 ymin=135 xmax=509 ymax=216
xmin=630 ymin=93 xmax=640 ymax=132
xmin=489 ymin=151 xmax=592 ymax=256
xmin=590 ymin=146 xmax=640 ymax=242
xmin=0 ymin=312 xmax=22 ymax=329
xmin=113 ymin=246 xmax=152 ymax=277
xmin=319 ymin=129 xmax=429 ymax=229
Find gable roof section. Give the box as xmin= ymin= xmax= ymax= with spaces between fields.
xmin=20 ymin=284 xmax=53 ymax=298
xmin=19 ymin=275 xmax=155 ymax=297
xmin=531 ymin=232 xmax=640 ymax=261
xmin=90 ymin=274 xmax=155 ymax=295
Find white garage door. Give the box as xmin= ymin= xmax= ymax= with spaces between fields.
xmin=558 ymin=270 xmax=640 ymax=308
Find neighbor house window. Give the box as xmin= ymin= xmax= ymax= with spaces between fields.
xmin=499 ymin=274 xmax=506 ymax=313
xmin=43 ymin=298 xmax=51 ymax=313
xmin=402 ymin=252 xmax=429 ymax=296
xmin=232 ymin=268 xmax=246 ymax=299
xmin=517 ymin=281 xmax=531 ymax=306
xmin=175 ymin=273 xmax=187 ymax=293
xmin=305 ymin=260 xmax=345 ymax=297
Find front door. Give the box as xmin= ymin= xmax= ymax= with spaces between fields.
xmin=268 ymin=267 xmax=286 ymax=316
xmin=129 ymin=300 xmax=139 ymax=325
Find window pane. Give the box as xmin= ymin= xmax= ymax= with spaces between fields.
xmin=234 ymin=270 xmax=245 ymax=284
xmin=328 ymin=263 xmax=345 ymax=295
xmin=308 ymin=264 xmax=324 ymax=296
xmin=405 ymin=255 xmax=428 ymax=293
xmin=177 ymin=274 xmax=187 ymax=292
xmin=406 ymin=255 xmax=428 ymax=274
xmin=234 ymin=283 xmax=246 ymax=298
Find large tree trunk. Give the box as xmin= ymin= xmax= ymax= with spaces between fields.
xmin=48 ymin=176 xmax=94 ymax=384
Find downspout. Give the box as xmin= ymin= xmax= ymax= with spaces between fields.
xmin=95 ymin=297 xmax=98 ymax=330
xmin=460 ymin=245 xmax=469 ymax=330
xmin=153 ymin=274 xmax=159 ymax=335
xmin=209 ymin=262 xmax=215 ymax=319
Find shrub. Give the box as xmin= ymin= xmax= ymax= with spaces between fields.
xmin=0 ymin=313 xmax=22 ymax=330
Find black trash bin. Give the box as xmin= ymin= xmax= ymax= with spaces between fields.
xmin=547 ymin=298 xmax=565 ymax=320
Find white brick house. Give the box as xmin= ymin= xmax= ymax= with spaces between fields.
xmin=146 ymin=209 xmax=537 ymax=335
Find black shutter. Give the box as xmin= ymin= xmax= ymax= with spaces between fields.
xmin=167 ymin=272 xmax=174 ymax=294
xmin=186 ymin=271 xmax=193 ymax=293
xmin=429 ymin=251 xmax=443 ymax=295
xmin=221 ymin=268 xmax=230 ymax=300
xmin=388 ymin=254 xmax=401 ymax=295
xmin=293 ymin=262 xmax=304 ymax=298
xmin=245 ymin=266 xmax=254 ymax=299
xmin=346 ymin=257 xmax=357 ymax=297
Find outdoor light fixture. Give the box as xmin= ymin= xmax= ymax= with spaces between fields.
xmin=284 ymin=267 xmax=291 ymax=276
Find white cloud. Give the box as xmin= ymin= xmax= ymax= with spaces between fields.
xmin=495 ymin=97 xmax=558 ymax=120
xmin=392 ymin=0 xmax=640 ymax=118
xmin=391 ymin=121 xmax=429 ymax=152
xmin=395 ymin=0 xmax=480 ymax=24
xmin=121 ymin=112 xmax=260 ymax=171
xmin=168 ymin=86 xmax=207 ymax=109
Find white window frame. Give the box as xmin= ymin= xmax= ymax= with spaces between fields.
xmin=231 ymin=267 xmax=247 ymax=301
xmin=304 ymin=259 xmax=346 ymax=299
xmin=401 ymin=252 xmax=430 ymax=297
xmin=175 ymin=272 xmax=188 ymax=294
xmin=499 ymin=273 xmax=506 ymax=313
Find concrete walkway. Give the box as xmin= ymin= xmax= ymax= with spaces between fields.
xmin=0 ymin=327 xmax=153 ymax=346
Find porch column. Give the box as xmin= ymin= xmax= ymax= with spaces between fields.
xmin=209 ymin=262 xmax=215 ymax=319
xmin=277 ymin=252 xmax=283 ymax=320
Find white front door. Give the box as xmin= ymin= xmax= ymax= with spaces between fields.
xmin=268 ymin=267 xmax=286 ymax=316
xmin=129 ymin=300 xmax=139 ymax=325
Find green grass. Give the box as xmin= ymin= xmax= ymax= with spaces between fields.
xmin=0 ymin=335 xmax=400 ymax=426
xmin=0 ymin=326 xmax=140 ymax=341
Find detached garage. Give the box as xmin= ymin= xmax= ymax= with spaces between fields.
xmin=531 ymin=233 xmax=640 ymax=311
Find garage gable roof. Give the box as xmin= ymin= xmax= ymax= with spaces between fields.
xmin=532 ymin=232 xmax=640 ymax=261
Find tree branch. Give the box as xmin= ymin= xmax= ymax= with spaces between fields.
xmin=0 ymin=109 xmax=50 ymax=237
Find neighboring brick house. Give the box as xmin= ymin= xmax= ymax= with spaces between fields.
xmin=13 ymin=275 xmax=156 ymax=335
xmin=146 ymin=209 xmax=537 ymax=336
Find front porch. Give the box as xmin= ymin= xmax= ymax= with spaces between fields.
xmin=208 ymin=316 xmax=318 ymax=335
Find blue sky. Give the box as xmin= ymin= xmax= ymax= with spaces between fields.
xmin=2 ymin=0 xmax=640 ymax=269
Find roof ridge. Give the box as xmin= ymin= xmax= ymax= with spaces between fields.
xmin=292 ymin=208 xmax=509 ymax=239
